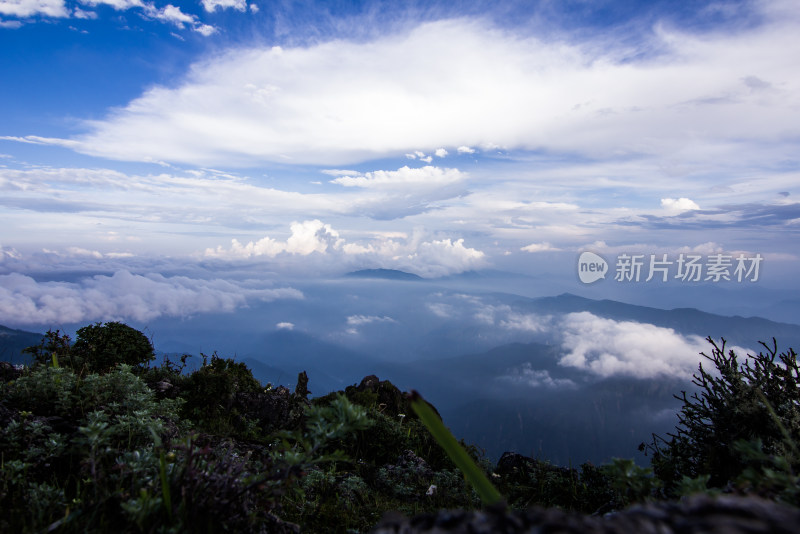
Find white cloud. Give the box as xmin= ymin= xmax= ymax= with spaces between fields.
xmin=193 ymin=23 xmax=216 ymax=36
xmin=426 ymin=302 xmax=454 ymax=318
xmin=66 ymin=247 xmax=103 ymax=258
xmin=521 ymin=242 xmax=559 ymax=253
xmin=330 ymin=165 xmax=464 ymax=189
xmin=0 ymin=245 xmax=22 ymax=261
xmin=201 ymin=0 xmax=246 ymax=12
xmin=285 ymin=219 xmax=342 ymax=254
xmin=434 ymin=148 xmax=448 ymax=158
xmin=406 ymin=238 xmax=486 ymax=277
xmin=158 ymin=4 xmax=192 ymax=25
xmin=346 ymin=314 xmax=396 ymax=326
xmin=321 ymin=169 xmax=360 ymax=177
xmin=0 ymin=135 xmax=80 ymax=149
xmin=0 ymin=166 xmax=348 ymax=243
xmin=0 ymin=19 xmax=23 ymax=27
xmin=206 ymin=219 xmax=341 ymax=258
xmin=206 ymin=220 xmax=485 ymax=277
xmin=457 ymin=146 xmax=475 ymax=154
xmin=74 ymin=0 xmax=218 ymax=35
xmin=498 ymin=364 xmax=576 ymax=389
xmin=557 ymin=312 xmax=710 ymax=379
xmin=0 ymin=270 xmax=303 ymax=326
xmin=499 ymin=312 xmax=552 ymax=333
xmin=676 ymin=242 xmax=724 ymax=254
xmin=0 ymin=0 xmax=68 ymax=17
xmin=78 ymin=0 xmax=144 ymax=10
xmin=50 ymin=11 xmax=800 ymax=167
xmin=72 ymin=7 xmax=96 ymax=18
xmin=276 ymin=321 xmax=294 ymax=330
xmin=661 ymin=197 xmax=700 ymax=212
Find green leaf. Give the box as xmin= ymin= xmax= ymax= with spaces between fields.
xmin=410 ymin=390 xmax=504 ymax=507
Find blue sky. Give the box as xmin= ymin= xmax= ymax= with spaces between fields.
xmin=1 ymin=0 xmax=799 ymax=327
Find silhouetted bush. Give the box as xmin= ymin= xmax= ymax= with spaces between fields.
xmin=645 ymin=337 xmax=800 ymax=501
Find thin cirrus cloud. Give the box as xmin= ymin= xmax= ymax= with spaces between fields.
xmin=16 ymin=7 xmax=794 ymax=168
xmin=0 ymin=270 xmax=303 ymax=326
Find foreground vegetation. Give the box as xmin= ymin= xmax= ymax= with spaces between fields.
xmin=1 ymin=322 xmax=799 ymax=532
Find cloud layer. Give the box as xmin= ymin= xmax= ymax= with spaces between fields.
xmin=0 ymin=270 xmax=302 ymax=326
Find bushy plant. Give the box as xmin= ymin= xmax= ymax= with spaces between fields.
xmin=0 ymin=364 xmax=187 ymax=532
xmin=24 ymin=322 xmax=156 ymax=375
xmin=645 ymin=337 xmax=800 ymax=499
xmin=179 ymin=352 xmax=263 ymax=437
xmin=72 ymin=322 xmax=156 ymax=373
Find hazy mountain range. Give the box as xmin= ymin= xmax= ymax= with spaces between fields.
xmin=3 ymin=270 xmax=799 ymax=465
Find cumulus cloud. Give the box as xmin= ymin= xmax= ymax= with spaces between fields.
xmin=434 ymin=148 xmax=448 ymax=158
xmin=661 ymin=197 xmax=700 ymax=212
xmin=206 ymin=219 xmax=342 ymax=258
xmin=0 ymin=0 xmax=68 ymax=17
xmin=206 ymin=220 xmax=486 ymax=277
xmin=460 ymin=303 xmax=750 ymax=380
xmin=0 ymin=270 xmax=303 ymax=326
xmin=40 ymin=10 xmax=800 ymax=167
xmin=457 ymin=146 xmax=476 ymax=154
xmin=406 ymin=238 xmax=486 ymax=277
xmin=330 ymin=165 xmax=464 ymax=189
xmin=276 ymin=321 xmax=294 ymax=330
xmin=557 ymin=312 xmax=711 ymax=379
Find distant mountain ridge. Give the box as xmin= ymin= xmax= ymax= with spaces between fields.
xmin=345 ymin=268 xmax=424 ymax=281
xmin=519 ymin=292 xmax=800 ymax=349
xmin=0 ymin=324 xmax=43 ymax=364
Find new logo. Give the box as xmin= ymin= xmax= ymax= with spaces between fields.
xmin=577 ymin=251 xmax=608 ymax=284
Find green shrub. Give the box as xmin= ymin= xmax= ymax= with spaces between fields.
xmin=179 ymin=352 xmax=263 ymax=437
xmin=73 ymin=322 xmax=156 ymax=373
xmin=24 ymin=323 xmax=156 ymax=375
xmin=645 ymin=337 xmax=800 ymax=498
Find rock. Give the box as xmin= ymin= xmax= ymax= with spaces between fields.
xmin=370 ymin=495 xmax=800 ymax=533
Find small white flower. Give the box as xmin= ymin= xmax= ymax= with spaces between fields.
xmin=426 ymin=484 xmax=437 ymax=496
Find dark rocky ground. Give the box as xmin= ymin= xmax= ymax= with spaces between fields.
xmin=371 ymin=495 xmax=800 ymax=534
